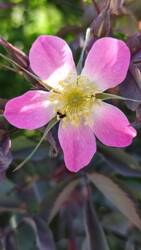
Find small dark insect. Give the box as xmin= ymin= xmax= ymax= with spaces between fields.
xmin=57 ymin=112 xmax=66 ymax=119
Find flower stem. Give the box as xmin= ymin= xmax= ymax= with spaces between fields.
xmin=96 ymin=92 xmax=141 ymax=103
xmin=13 ymin=117 xmax=58 ymax=172
xmin=77 ymin=28 xmax=91 ymax=74
xmin=0 ymin=52 xmax=52 ymax=90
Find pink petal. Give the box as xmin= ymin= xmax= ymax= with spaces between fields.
xmin=92 ymin=102 xmax=136 ymax=147
xmin=4 ymin=90 xmax=55 ymax=130
xmin=82 ymin=37 xmax=130 ymax=91
xmin=29 ymin=35 xmax=76 ymax=89
xmin=58 ymin=121 xmax=96 ymax=172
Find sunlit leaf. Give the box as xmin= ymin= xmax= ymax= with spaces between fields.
xmin=88 ymin=173 xmax=141 ymax=230
xmin=113 ymin=12 xmax=138 ymax=35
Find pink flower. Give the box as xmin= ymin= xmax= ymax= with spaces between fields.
xmin=4 ymin=36 xmax=136 ymax=172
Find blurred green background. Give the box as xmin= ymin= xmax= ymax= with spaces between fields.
xmin=0 ymin=0 xmax=84 ymax=98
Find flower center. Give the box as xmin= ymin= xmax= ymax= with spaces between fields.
xmin=64 ymin=87 xmax=85 ymax=107
xmin=50 ymin=76 xmax=100 ymax=126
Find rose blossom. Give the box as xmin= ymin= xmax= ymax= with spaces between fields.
xmin=4 ymin=35 xmax=136 ymax=172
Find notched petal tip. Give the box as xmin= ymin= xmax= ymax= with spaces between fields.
xmin=58 ymin=121 xmax=96 ymax=172
xmin=82 ymin=37 xmax=131 ymax=91
xmin=127 ymin=125 xmax=137 ymax=138
xmin=29 ymin=35 xmax=76 ymax=89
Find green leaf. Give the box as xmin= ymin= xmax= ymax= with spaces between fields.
xmin=0 ymin=179 xmax=26 ymax=213
xmin=23 ymin=217 xmax=56 ymax=250
xmin=84 ymin=200 xmax=110 ymax=250
xmin=49 ymin=179 xmax=79 ymax=223
xmin=125 ymin=240 xmax=135 ymax=250
xmin=98 ymin=145 xmax=140 ymax=170
xmin=15 ymin=221 xmax=38 ymax=250
xmin=40 ymin=178 xmax=79 ymax=223
xmin=98 ymin=144 xmax=141 ymax=177
xmin=88 ymin=173 xmax=141 ymax=230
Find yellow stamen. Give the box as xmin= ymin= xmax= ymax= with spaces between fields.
xmin=50 ymin=76 xmax=100 ymax=126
